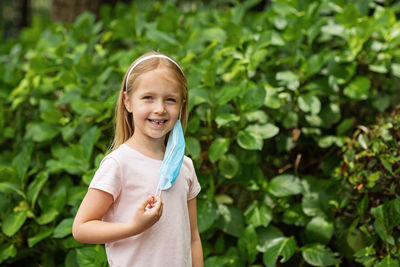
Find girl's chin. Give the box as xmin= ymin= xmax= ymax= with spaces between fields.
xmin=146 ymin=129 xmax=170 ymax=140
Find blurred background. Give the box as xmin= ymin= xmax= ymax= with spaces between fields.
xmin=0 ymin=0 xmax=399 ymax=266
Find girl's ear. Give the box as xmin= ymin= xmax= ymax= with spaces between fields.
xmin=123 ymin=91 xmax=132 ymax=113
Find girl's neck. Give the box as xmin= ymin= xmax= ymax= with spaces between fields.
xmin=125 ymin=135 xmax=166 ymax=160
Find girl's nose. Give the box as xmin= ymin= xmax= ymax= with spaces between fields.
xmin=154 ymin=100 xmax=166 ymax=114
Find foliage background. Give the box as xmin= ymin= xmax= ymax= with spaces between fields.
xmin=0 ymin=0 xmax=399 ymax=266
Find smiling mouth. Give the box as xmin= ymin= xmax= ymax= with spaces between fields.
xmin=148 ymin=119 xmax=168 ymax=125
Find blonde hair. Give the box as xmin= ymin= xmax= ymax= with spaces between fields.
xmin=110 ymin=52 xmax=188 ymax=151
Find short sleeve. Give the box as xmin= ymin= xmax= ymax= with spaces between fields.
xmin=187 ymin=158 xmax=201 ymax=200
xmin=89 ymin=156 xmax=122 ymax=201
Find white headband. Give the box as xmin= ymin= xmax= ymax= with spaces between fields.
xmin=125 ymin=55 xmax=184 ymax=90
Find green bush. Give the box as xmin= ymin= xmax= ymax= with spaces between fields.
xmin=334 ymin=106 xmax=400 ymax=266
xmin=0 ymin=0 xmax=399 ymax=266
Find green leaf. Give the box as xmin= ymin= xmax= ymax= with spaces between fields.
xmin=302 ymin=192 xmax=326 ymax=217
xmin=76 ymin=245 xmax=107 ymax=267
xmin=238 ymin=226 xmax=258 ymax=264
xmin=79 ymin=126 xmax=101 ymax=159
xmin=61 ymin=236 xmax=81 ymax=249
xmin=0 ymin=243 xmax=17 ymax=263
xmin=189 ymin=88 xmax=209 ymax=110
xmin=354 ymin=246 xmax=377 ymax=266
xmin=249 ymin=49 xmax=268 ymax=71
xmin=380 ymin=158 xmax=393 ymax=173
xmin=302 ymin=244 xmax=341 ymax=266
xmin=378 ymin=255 xmax=399 ymax=267
xmin=204 ymin=247 xmax=241 ymax=267
xmin=321 ymin=22 xmax=345 ymax=38
xmin=0 ymin=182 xmax=26 ymax=198
xmin=185 ymin=137 xmax=201 ymax=158
xmin=0 ymin=166 xmax=18 ymax=183
xmin=276 ymin=71 xmax=299 ymax=91
xmin=53 ymin=218 xmax=74 ymax=238
xmin=354 ymin=245 xmax=376 ymax=258
xmin=264 ymin=84 xmax=281 ymax=109
xmin=244 ymin=201 xmax=272 ymax=227
xmin=145 ymin=24 xmax=179 ymax=45
xmin=369 ymin=64 xmax=387 ymax=74
xmin=374 ymin=218 xmax=394 ymax=245
xmin=268 ymin=174 xmax=303 ymax=197
xmin=343 ymin=76 xmax=370 ymax=100
xmin=12 ymin=142 xmax=33 ymax=183
xmin=28 ymin=226 xmax=54 ymax=247
xmin=218 ymin=154 xmax=239 ymax=179
xmin=283 ymin=111 xmax=299 ymax=128
xmin=215 ymin=113 xmax=240 ymax=128
xmin=202 ymin=27 xmax=227 ymax=43
xmin=335 ymin=4 xmax=359 ymax=27
xmin=257 ymin=226 xmax=284 ymax=253
xmin=209 ymin=138 xmax=230 ymax=163
xmin=263 ymin=237 xmax=296 ymax=266
xmin=245 ymin=123 xmax=279 ymax=140
xmin=244 ymin=110 xmax=269 ymax=124
xmin=237 ymin=130 xmax=263 ymax=150
xmin=36 ymin=208 xmax=59 ymax=225
xmin=302 ymin=53 xmax=325 ymax=78
xmin=156 ymin=4 xmax=179 ymax=33
xmin=203 ymin=63 xmax=216 ymax=88
xmin=391 ymin=63 xmax=400 ymax=78
xmin=198 ymin=198 xmax=219 ymax=233
xmin=388 ymin=198 xmax=400 ymax=228
xmin=298 ymin=94 xmax=321 ymax=114
xmin=256 ymin=30 xmax=285 ymax=49
xmin=27 ymin=172 xmax=49 ymax=208
xmin=336 ymin=119 xmax=353 ymax=135
xmin=25 ymin=122 xmax=59 ymax=142
xmin=216 ymin=204 xmax=244 ymax=237
xmin=67 ymin=186 xmax=87 ymax=206
xmin=372 ymin=95 xmax=390 ymax=113
xmin=40 ymin=99 xmax=63 ymax=124
xmin=328 ymin=62 xmax=356 ymax=85
xmin=366 ymin=172 xmax=380 ymax=188
xmin=283 ymin=203 xmax=308 ymax=227
xmin=65 ymin=250 xmax=79 ymax=267
xmin=216 ymin=85 xmax=241 ymax=105
xmin=2 ymin=211 xmax=28 ymax=237
xmin=305 ymin=217 xmax=334 ymax=244
xmin=319 ymin=103 xmax=341 ymax=128
xmin=241 ymin=86 xmax=266 ymax=111
xmin=317 ymin=136 xmax=341 ymax=149
xmin=70 ymin=102 xmax=100 ymax=116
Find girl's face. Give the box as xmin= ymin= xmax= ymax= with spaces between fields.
xmin=124 ymin=68 xmax=183 ymax=144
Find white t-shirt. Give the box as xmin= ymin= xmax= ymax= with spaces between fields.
xmin=89 ymin=144 xmax=201 ymax=267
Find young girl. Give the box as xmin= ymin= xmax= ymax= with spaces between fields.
xmin=72 ymin=52 xmax=203 ymax=267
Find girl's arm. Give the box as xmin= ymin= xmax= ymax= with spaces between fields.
xmin=72 ymin=188 xmax=163 ymax=244
xmin=188 ymin=197 xmax=204 ymax=267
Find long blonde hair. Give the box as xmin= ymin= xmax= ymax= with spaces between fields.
xmin=110 ymin=52 xmax=188 ymax=151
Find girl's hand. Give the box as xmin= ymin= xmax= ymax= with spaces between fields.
xmin=131 ymin=195 xmax=163 ymax=234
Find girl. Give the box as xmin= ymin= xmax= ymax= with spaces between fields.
xmin=72 ymin=52 xmax=203 ymax=267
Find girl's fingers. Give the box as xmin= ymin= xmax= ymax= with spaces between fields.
xmin=158 ymin=202 xmax=163 ymax=217
xmin=151 ymin=196 xmax=163 ymax=217
xmin=141 ymin=195 xmax=155 ymax=210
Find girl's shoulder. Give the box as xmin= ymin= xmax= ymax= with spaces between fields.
xmin=100 ymin=144 xmax=129 ymax=165
xmin=181 ymin=155 xmax=196 ymax=176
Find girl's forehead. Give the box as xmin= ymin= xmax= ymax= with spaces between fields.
xmin=134 ymin=69 xmax=183 ymax=94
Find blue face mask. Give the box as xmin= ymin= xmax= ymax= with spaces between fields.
xmin=156 ymin=119 xmax=185 ymax=195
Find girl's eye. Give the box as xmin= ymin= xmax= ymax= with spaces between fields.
xmin=143 ymin=96 xmax=152 ymax=100
xmin=167 ymin=98 xmax=177 ymax=102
